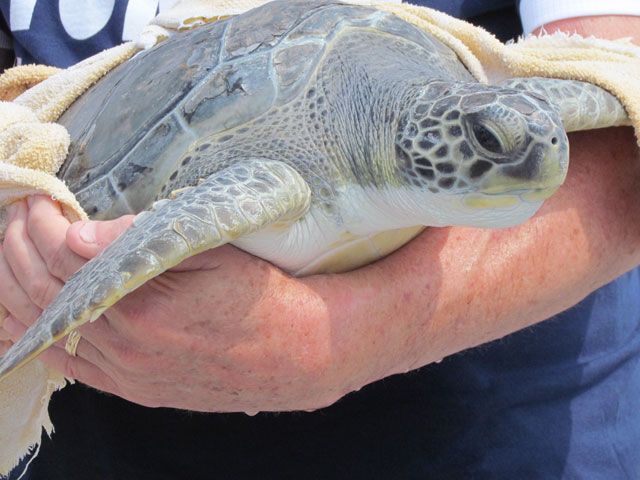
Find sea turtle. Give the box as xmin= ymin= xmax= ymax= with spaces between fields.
xmin=0 ymin=0 xmax=628 ymax=379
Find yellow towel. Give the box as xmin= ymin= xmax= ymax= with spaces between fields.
xmin=0 ymin=65 xmax=61 ymax=102
xmin=1 ymin=1 xmax=639 ymax=475
xmin=0 ymin=43 xmax=138 ymax=240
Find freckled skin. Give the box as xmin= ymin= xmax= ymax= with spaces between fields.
xmin=0 ymin=0 xmax=629 ymax=380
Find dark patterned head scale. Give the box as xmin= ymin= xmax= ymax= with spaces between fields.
xmin=395 ymin=81 xmax=568 ymax=195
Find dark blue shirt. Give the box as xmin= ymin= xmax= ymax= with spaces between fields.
xmin=0 ymin=0 xmax=145 ymax=67
xmin=2 ymin=1 xmax=639 ymax=478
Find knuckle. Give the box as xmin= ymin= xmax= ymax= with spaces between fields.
xmin=45 ymin=243 xmax=72 ymax=280
xmin=28 ymin=277 xmax=59 ymax=309
xmin=26 ymin=207 xmax=44 ymax=237
xmin=0 ymin=278 xmax=13 ymax=305
xmin=2 ymin=225 xmax=21 ymax=254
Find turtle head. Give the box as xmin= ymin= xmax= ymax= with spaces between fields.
xmin=394 ymin=81 xmax=568 ymax=228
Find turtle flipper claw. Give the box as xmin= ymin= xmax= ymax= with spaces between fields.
xmin=0 ymin=160 xmax=310 ymax=380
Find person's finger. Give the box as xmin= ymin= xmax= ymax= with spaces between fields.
xmin=65 ymin=212 xmax=246 ymax=275
xmin=0 ymin=340 xmax=11 ymax=355
xmin=26 ymin=196 xmax=87 ymax=281
xmin=0 ymin=243 xmax=43 ymax=325
xmin=2 ymin=295 xmax=127 ymax=373
xmin=41 ymin=345 xmax=120 ymax=393
xmin=0 ymin=302 xmax=9 ymax=342
xmin=0 ymin=240 xmax=122 ymax=359
xmin=34 ymin=342 xmax=121 ymax=396
xmin=3 ymin=200 xmax=64 ymax=310
xmin=0 ymin=303 xmax=8 ymax=336
xmin=66 ymin=215 xmax=135 ymax=260
xmin=3 ymin=315 xmax=121 ymax=395
xmin=43 ymin=332 xmax=113 ymax=381
xmin=0 ymin=302 xmax=9 ymax=341
xmin=62 ymin=314 xmax=130 ymax=365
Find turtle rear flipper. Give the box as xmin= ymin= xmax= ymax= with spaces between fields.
xmin=501 ymin=77 xmax=630 ymax=131
xmin=0 ymin=160 xmax=310 ymax=380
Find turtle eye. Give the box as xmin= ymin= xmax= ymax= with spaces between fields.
xmin=472 ymin=123 xmax=503 ymax=154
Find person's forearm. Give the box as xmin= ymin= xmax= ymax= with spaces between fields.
xmin=314 ymin=126 xmax=639 ymax=397
xmin=533 ymin=15 xmax=640 ymax=40
xmin=316 ymin=6 xmax=640 ymax=396
xmin=319 ymin=9 xmax=640 ymax=396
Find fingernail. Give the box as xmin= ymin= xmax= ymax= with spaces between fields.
xmin=80 ymin=222 xmax=97 ymax=244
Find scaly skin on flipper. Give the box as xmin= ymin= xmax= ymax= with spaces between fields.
xmin=501 ymin=77 xmax=630 ymax=132
xmin=0 ymin=160 xmax=310 ymax=379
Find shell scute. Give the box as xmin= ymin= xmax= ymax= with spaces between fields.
xmin=181 ymin=53 xmax=276 ymax=137
xmin=222 ymin=0 xmax=330 ymax=60
xmin=284 ymin=4 xmax=379 ymax=41
xmin=59 ymin=21 xmax=226 ymax=193
xmin=274 ymin=43 xmax=323 ymax=88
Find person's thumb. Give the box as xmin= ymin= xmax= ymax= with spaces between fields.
xmin=66 ymin=215 xmax=135 ymax=259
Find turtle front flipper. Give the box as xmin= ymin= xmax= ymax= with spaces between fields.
xmin=501 ymin=77 xmax=630 ymax=132
xmin=0 ymin=160 xmax=310 ymax=380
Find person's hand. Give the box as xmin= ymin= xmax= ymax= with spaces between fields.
xmin=1 ymin=126 xmax=638 ymax=413
xmin=0 ymin=195 xmax=356 ymax=412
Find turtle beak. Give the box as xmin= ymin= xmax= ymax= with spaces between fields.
xmin=484 ymin=125 xmax=569 ymax=202
xmin=463 ymin=125 xmax=569 ymax=212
